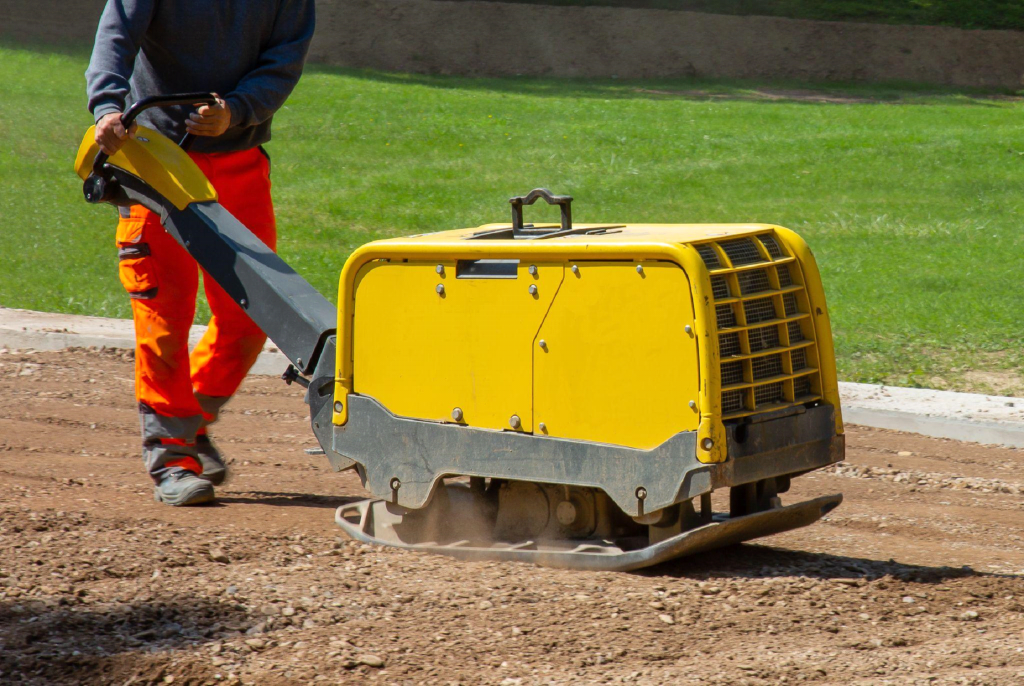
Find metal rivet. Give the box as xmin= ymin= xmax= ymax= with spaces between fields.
xmin=528 ymin=285 xmax=538 ymax=296
xmin=333 ymin=401 xmax=343 ymax=413
xmin=701 ymin=437 xmax=714 ymax=451
xmin=435 ymin=264 xmax=445 ymax=275
xmin=635 ymin=486 xmax=647 ymax=500
xmin=684 ymin=325 xmax=693 ymax=334
xmin=539 ymin=422 xmax=547 ymax=432
xmin=184 ymin=240 xmax=191 ymax=248
xmin=297 ymin=358 xmax=303 ymax=368
xmin=509 ymin=414 xmax=521 ymax=429
xmin=436 ymin=284 xmax=445 ymax=295
xmin=571 ymin=264 xmax=579 ymax=275
xmin=636 ymin=264 xmax=644 ymax=275
xmin=538 ymin=339 xmax=547 ymax=350
xmin=239 ymin=298 xmax=248 ymax=307
xmin=451 ymin=407 xmax=463 ymax=422
xmin=528 ymin=264 xmax=538 ymax=276
xmin=390 ymin=477 xmax=401 ymax=491
xmin=688 ymin=400 xmax=696 ymax=409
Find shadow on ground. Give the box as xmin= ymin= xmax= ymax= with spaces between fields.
xmin=216 ymin=491 xmax=364 ymax=510
xmin=0 ymin=596 xmax=248 ymax=684
xmin=643 ymin=541 xmax=986 ymax=583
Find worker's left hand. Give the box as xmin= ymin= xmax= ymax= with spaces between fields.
xmin=186 ymin=95 xmax=232 ymax=137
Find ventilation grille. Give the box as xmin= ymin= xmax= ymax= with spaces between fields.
xmin=748 ymin=325 xmax=780 ymax=353
xmin=693 ymin=232 xmax=821 ymax=419
xmin=755 ymin=382 xmax=785 ymax=406
xmin=696 ymin=244 xmax=720 ymax=269
xmin=737 ymin=269 xmax=772 ymax=295
xmin=743 ymin=298 xmax=776 ymax=324
xmin=719 ymin=238 xmax=762 ymax=266
xmin=711 ymin=275 xmax=731 ymax=299
xmin=759 ymin=235 xmax=784 ymax=259
xmin=722 ymin=390 xmax=744 ymax=414
xmin=716 ymin=304 xmax=737 ymax=329
xmin=752 ymin=354 xmax=784 ymax=380
xmin=721 ymin=361 xmax=744 ymax=386
xmin=719 ymin=332 xmax=741 ymax=357
xmin=783 ymin=293 xmax=799 ymax=317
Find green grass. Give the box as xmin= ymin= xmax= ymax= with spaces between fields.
xmin=2 ymin=45 xmax=1024 ymax=393
xmin=446 ymin=0 xmax=1024 ymax=32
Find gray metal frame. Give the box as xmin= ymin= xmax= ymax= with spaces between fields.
xmin=328 ymin=397 xmax=842 ymax=517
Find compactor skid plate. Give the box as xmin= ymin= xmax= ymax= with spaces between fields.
xmin=336 ymin=493 xmax=842 ymax=572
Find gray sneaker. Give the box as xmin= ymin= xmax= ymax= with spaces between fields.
xmin=196 ymin=434 xmax=228 ymax=486
xmin=154 ymin=468 xmax=215 ymax=506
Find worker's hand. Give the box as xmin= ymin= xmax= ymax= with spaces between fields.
xmin=186 ymin=95 xmax=232 ymax=137
xmin=95 ymin=112 xmax=137 ymax=156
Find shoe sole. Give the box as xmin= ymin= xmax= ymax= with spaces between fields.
xmin=154 ymin=484 xmax=216 ymax=506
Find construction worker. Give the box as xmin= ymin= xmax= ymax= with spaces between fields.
xmin=85 ymin=1 xmax=316 ymax=506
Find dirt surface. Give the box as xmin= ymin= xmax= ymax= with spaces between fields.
xmin=2 ymin=348 xmax=1023 ymax=685
xmin=5 ymin=0 xmax=1024 ymax=89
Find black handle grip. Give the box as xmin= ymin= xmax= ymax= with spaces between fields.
xmin=85 ymin=92 xmax=218 ymax=205
xmin=509 ymin=188 xmax=573 ymax=233
xmin=90 ymin=92 xmax=218 ymax=174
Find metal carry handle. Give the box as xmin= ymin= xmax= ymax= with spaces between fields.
xmin=509 ymin=188 xmax=573 ymax=233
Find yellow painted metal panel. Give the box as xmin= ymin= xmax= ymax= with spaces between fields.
xmin=75 ymin=126 xmax=217 ymax=210
xmin=533 ymin=261 xmax=700 ymax=450
xmin=351 ymin=260 xmax=563 ymax=432
xmin=334 ymin=239 xmax=725 ymax=464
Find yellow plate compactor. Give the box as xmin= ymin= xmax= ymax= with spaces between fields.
xmin=77 ymin=95 xmax=844 ymax=571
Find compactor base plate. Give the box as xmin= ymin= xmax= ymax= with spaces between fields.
xmin=336 ymin=493 xmax=842 ymax=572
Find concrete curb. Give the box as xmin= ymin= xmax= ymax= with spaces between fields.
xmin=0 ymin=307 xmax=289 ymax=376
xmin=3 ymin=307 xmax=1024 ymax=448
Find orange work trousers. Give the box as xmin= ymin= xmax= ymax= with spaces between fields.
xmin=116 ymin=147 xmax=275 ymax=431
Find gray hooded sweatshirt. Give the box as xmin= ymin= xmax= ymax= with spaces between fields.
xmin=85 ymin=0 xmax=315 ymax=153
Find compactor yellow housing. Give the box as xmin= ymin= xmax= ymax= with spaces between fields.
xmin=334 ymin=223 xmax=842 ymax=465
xmin=76 ymin=104 xmax=845 ymax=570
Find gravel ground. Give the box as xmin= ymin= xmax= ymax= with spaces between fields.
xmin=1 ymin=349 xmax=1023 ymax=685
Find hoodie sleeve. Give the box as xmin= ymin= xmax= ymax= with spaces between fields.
xmin=85 ymin=0 xmax=158 ymax=121
xmin=223 ymin=0 xmax=316 ymax=129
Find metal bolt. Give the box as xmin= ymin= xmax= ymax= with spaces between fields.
xmin=390 ymin=477 xmax=401 ymax=491
xmin=684 ymin=325 xmax=693 ymax=334
xmin=688 ymin=400 xmax=696 ymax=409
xmin=509 ymin=414 xmax=521 ymax=429
xmin=528 ymin=264 xmax=538 ymax=276
xmin=451 ymin=407 xmax=464 ymax=422
xmin=701 ymin=437 xmax=714 ymax=451
xmin=184 ymin=240 xmax=191 ymax=248
xmin=635 ymin=486 xmax=648 ymax=500
xmin=538 ymin=339 xmax=547 ymax=350
xmin=571 ymin=264 xmax=579 ymax=275
xmin=528 ymin=284 xmax=538 ymax=296
xmin=333 ymin=401 xmax=344 ymax=413
xmin=239 ymin=298 xmax=248 ymax=308
xmin=436 ymin=283 xmax=445 ymax=295
xmin=636 ymin=264 xmax=644 ymax=275
xmin=297 ymin=358 xmax=303 ymax=368
xmin=539 ymin=422 xmax=547 ymax=433
xmin=435 ymin=264 xmax=445 ymax=275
